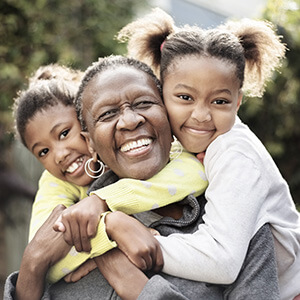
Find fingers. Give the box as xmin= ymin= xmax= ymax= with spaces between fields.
xmin=80 ymin=220 xmax=92 ymax=253
xmin=64 ymin=259 xmax=97 ymax=283
xmin=53 ymin=215 xmax=66 ymax=232
xmin=59 ymin=211 xmax=88 ymax=252
xmin=153 ymin=242 xmax=164 ymax=273
xmin=87 ymin=216 xmax=99 ymax=238
xmin=148 ymin=228 xmax=160 ymax=236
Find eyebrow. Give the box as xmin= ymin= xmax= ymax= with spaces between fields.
xmin=31 ymin=122 xmax=67 ymax=153
xmin=210 ymin=89 xmax=232 ymax=96
xmin=31 ymin=142 xmax=40 ymax=153
xmin=174 ymin=83 xmax=232 ymax=96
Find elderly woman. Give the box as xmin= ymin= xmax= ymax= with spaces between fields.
xmin=5 ymin=56 xmax=279 ymax=300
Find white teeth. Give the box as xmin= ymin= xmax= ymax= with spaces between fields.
xmin=121 ymin=138 xmax=152 ymax=153
xmin=66 ymin=157 xmax=84 ymax=173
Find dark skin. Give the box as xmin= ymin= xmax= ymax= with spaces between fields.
xmin=90 ymin=205 xmax=183 ymax=300
xmin=16 ymin=205 xmax=71 ymax=300
xmin=58 ymin=199 xmax=183 ymax=300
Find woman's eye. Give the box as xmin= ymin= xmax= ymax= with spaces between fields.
xmin=60 ymin=129 xmax=69 ymax=139
xmin=134 ymin=100 xmax=153 ymax=109
xmin=39 ymin=148 xmax=49 ymax=157
xmin=99 ymin=109 xmax=119 ymax=121
xmin=178 ymin=95 xmax=192 ymax=101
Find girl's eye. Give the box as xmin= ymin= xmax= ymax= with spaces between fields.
xmin=59 ymin=129 xmax=69 ymax=139
xmin=213 ymin=99 xmax=228 ymax=105
xmin=178 ymin=95 xmax=192 ymax=101
xmin=39 ymin=148 xmax=49 ymax=157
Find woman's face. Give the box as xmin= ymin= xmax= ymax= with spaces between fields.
xmin=163 ymin=56 xmax=242 ymax=153
xmin=81 ymin=66 xmax=173 ymax=180
xmin=24 ymin=103 xmax=93 ymax=186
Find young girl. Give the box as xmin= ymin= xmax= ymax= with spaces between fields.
xmin=13 ymin=63 xmax=207 ymax=283
xmin=114 ymin=8 xmax=300 ymax=300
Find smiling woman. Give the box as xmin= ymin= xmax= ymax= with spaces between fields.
xmin=79 ymin=63 xmax=173 ymax=180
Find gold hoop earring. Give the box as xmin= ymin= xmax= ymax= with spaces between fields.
xmin=84 ymin=158 xmax=105 ymax=179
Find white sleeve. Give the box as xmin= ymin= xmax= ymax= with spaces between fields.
xmin=156 ymin=146 xmax=267 ymax=284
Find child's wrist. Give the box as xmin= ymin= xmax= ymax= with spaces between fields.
xmin=89 ymin=194 xmax=109 ymax=212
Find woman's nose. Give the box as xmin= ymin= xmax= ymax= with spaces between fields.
xmin=116 ymin=107 xmax=145 ymax=131
xmin=191 ymin=103 xmax=211 ymax=123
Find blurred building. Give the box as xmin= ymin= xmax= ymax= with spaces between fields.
xmin=149 ymin=0 xmax=268 ymax=27
xmin=0 ymin=0 xmax=269 ymax=296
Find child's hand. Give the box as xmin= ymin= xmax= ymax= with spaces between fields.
xmin=63 ymin=259 xmax=97 ymax=283
xmin=105 ymin=211 xmax=164 ymax=272
xmin=53 ymin=194 xmax=108 ymax=252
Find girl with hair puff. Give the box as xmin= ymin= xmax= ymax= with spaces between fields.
xmin=117 ymin=8 xmax=300 ymax=300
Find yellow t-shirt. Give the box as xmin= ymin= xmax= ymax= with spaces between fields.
xmin=30 ymin=150 xmax=207 ymax=283
xmin=92 ymin=149 xmax=208 ymax=214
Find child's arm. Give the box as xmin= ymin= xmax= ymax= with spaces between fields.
xmin=29 ymin=170 xmax=88 ymax=241
xmin=46 ymin=213 xmax=117 ymax=283
xmin=29 ymin=171 xmax=116 ymax=284
xmin=54 ymin=194 xmax=109 ymax=252
xmin=16 ymin=205 xmax=71 ymax=300
xmin=48 ymin=150 xmax=205 ymax=283
xmin=91 ymin=150 xmax=208 ymax=214
xmin=154 ymin=147 xmax=272 ymax=284
xmin=49 ymin=210 xmax=163 ymax=284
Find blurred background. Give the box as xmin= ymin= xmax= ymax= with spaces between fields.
xmin=0 ymin=0 xmax=299 ymax=296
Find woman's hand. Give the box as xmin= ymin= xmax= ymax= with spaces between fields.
xmin=63 ymin=259 xmax=97 ymax=283
xmin=94 ymin=249 xmax=148 ymax=300
xmin=53 ymin=194 xmax=109 ymax=252
xmin=105 ymin=211 xmax=164 ymax=272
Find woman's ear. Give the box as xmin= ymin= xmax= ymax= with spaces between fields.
xmin=81 ymin=131 xmax=97 ymax=160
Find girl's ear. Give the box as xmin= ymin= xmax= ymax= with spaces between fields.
xmin=236 ymin=91 xmax=243 ymax=112
xmin=81 ymin=131 xmax=97 ymax=160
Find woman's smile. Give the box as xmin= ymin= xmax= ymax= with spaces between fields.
xmin=81 ymin=65 xmax=173 ymax=180
xmin=120 ymin=138 xmax=153 ymax=155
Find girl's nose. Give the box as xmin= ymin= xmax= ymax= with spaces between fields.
xmin=55 ymin=147 xmax=70 ymax=165
xmin=191 ymin=103 xmax=212 ymax=123
xmin=116 ymin=107 xmax=145 ymax=131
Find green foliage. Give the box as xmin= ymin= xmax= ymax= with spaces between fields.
xmin=239 ymin=0 xmax=300 ymax=205
xmin=0 ymin=0 xmax=147 ymax=164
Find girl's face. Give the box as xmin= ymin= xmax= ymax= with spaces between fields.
xmin=24 ymin=103 xmax=93 ymax=186
xmin=81 ymin=66 xmax=173 ymax=180
xmin=163 ymin=56 xmax=243 ymax=153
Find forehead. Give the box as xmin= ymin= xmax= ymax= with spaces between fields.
xmin=24 ymin=103 xmax=77 ymax=149
xmin=166 ymin=55 xmax=238 ymax=85
xmin=82 ymin=66 xmax=161 ymax=107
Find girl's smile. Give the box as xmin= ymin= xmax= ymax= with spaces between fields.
xmin=163 ymin=56 xmax=243 ymax=153
xmin=24 ymin=103 xmax=93 ymax=186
